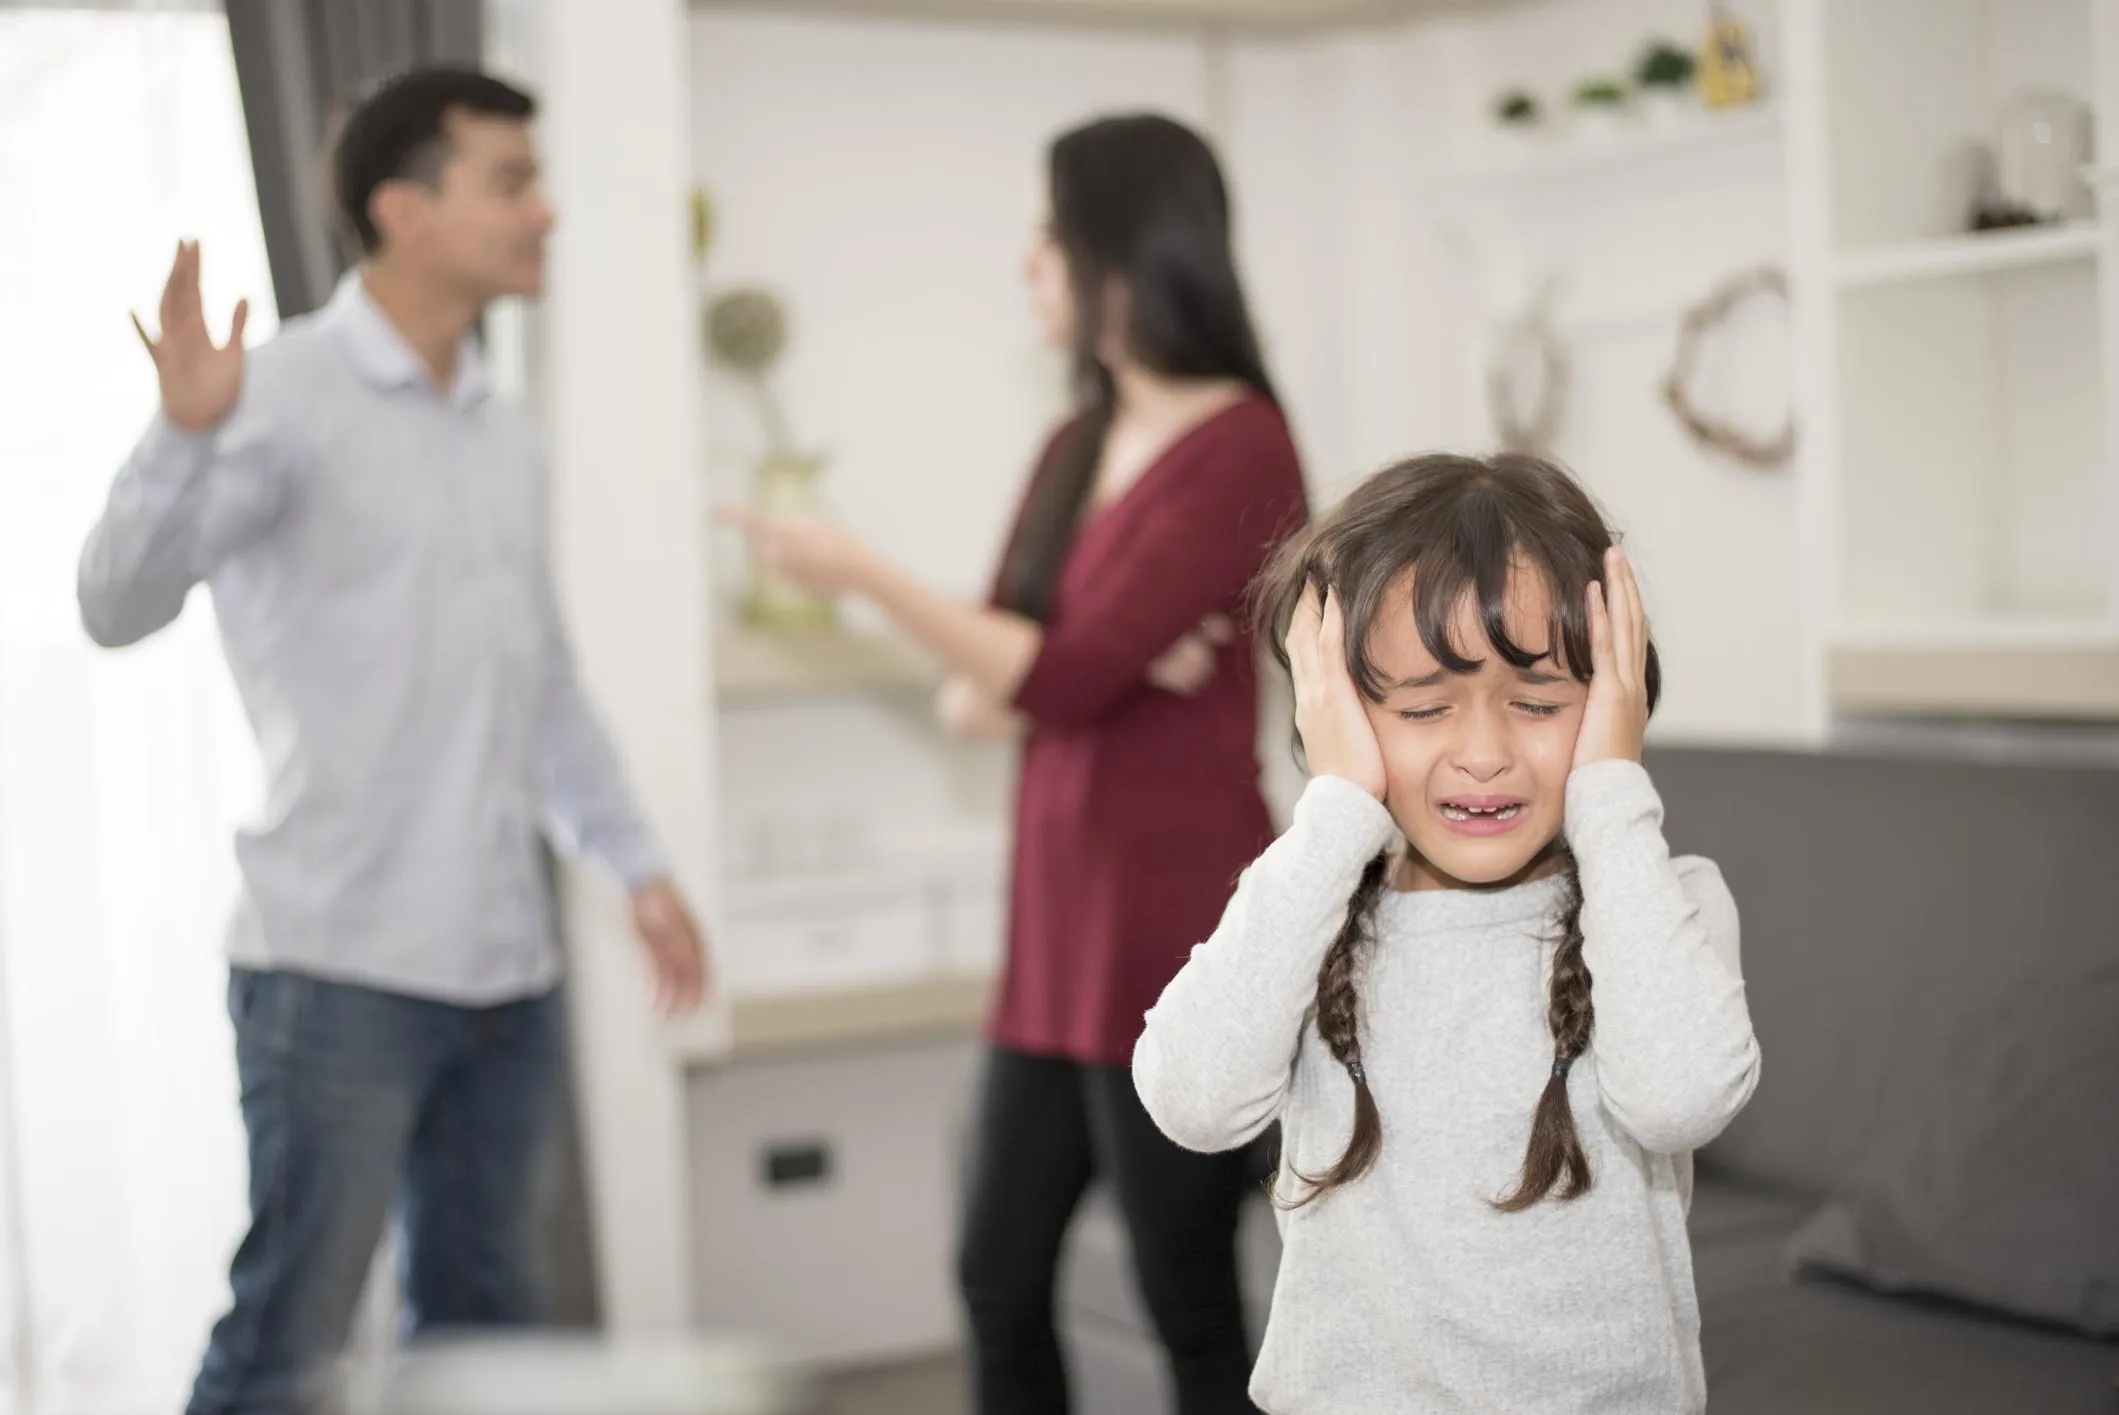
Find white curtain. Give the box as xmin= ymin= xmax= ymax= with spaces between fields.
xmin=0 ymin=7 xmax=274 ymax=1412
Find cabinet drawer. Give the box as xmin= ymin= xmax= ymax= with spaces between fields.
xmin=687 ymin=1037 xmax=982 ymax=1363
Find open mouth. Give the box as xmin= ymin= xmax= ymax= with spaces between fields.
xmin=1437 ymin=797 xmax=1527 ymax=834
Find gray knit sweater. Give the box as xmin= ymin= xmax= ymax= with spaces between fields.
xmin=1133 ymin=761 xmax=1762 ymax=1415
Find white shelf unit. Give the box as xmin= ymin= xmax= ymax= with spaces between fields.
xmin=1833 ymin=220 xmax=2100 ymax=288
xmin=1834 ymin=258 xmax=2107 ymax=624
xmin=1448 ymin=104 xmax=1785 ymax=203
xmin=1790 ymin=0 xmax=2119 ymax=716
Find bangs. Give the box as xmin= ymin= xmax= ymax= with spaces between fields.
xmin=1332 ymin=475 xmax=1602 ymax=699
xmin=1256 ymin=451 xmax=1657 ymax=717
xmin=1401 ymin=537 xmax=1595 ymax=690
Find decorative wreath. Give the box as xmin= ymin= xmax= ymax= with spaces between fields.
xmin=1663 ymin=266 xmax=1796 ymax=469
xmin=1487 ymin=302 xmax=1568 ymax=455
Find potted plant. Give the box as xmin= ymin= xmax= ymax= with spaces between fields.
xmin=1495 ymin=89 xmax=1540 ymax=125
xmin=1570 ymin=75 xmax=1630 ymax=145
xmin=1634 ymin=38 xmax=1696 ymax=129
xmin=1492 ymin=88 xmax=1544 ymax=163
xmin=705 ymin=285 xmax=836 ymax=635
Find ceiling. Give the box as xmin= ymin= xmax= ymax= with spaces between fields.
xmin=689 ymin=0 xmax=1502 ymax=36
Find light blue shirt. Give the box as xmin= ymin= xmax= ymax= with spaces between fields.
xmin=78 ymin=274 xmax=663 ymax=1005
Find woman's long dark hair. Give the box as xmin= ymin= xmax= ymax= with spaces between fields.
xmin=1254 ymin=452 xmax=1662 ymax=1211
xmin=994 ymin=114 xmax=1278 ymax=621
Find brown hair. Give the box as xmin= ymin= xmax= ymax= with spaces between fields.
xmin=1253 ymin=452 xmax=1661 ymax=1211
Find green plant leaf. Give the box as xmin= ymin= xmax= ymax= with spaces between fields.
xmin=1634 ymin=39 xmax=1696 ymax=89
xmin=1495 ymin=88 xmax=1541 ymax=124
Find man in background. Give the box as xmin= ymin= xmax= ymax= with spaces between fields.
xmin=78 ymin=66 xmax=707 ymax=1415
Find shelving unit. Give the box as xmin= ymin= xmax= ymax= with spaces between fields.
xmin=1449 ymin=104 xmax=1785 ymax=203
xmin=1789 ymin=0 xmax=2119 ymax=716
xmin=1833 ymin=220 xmax=2099 ymax=288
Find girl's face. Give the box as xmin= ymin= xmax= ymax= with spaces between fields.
xmin=1362 ymin=567 xmax=1588 ymax=892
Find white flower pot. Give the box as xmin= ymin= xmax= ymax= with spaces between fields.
xmin=1640 ymin=88 xmax=1691 ymax=132
xmin=1493 ymin=124 xmax=1546 ymax=167
xmin=1571 ymin=104 xmax=1630 ymax=148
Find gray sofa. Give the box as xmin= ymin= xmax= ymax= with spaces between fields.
xmin=1058 ymin=743 xmax=2118 ymax=1412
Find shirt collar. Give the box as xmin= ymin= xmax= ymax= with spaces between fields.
xmin=324 ymin=270 xmax=492 ymax=410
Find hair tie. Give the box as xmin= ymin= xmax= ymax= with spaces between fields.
xmin=1347 ymin=1060 xmax=1367 ymax=1087
xmin=1551 ymin=1055 xmax=1575 ymax=1080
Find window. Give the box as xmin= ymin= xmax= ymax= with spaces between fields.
xmin=0 ymin=8 xmax=273 ymax=1410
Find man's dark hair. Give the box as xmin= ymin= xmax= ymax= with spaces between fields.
xmin=331 ymin=66 xmax=535 ymax=255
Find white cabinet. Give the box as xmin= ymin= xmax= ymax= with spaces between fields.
xmin=1789 ymin=0 xmax=2119 ymax=714
xmin=686 ymin=1035 xmax=983 ymax=1365
xmin=713 ymin=843 xmax=1007 ymax=1001
xmin=719 ymin=879 xmax=937 ymax=997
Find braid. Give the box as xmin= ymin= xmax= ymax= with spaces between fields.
xmin=1277 ymin=851 xmax=1390 ymax=1209
xmin=1495 ymin=849 xmax=1596 ymax=1211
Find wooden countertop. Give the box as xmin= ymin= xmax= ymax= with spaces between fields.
xmin=1828 ymin=642 xmax=2119 ymax=720
xmin=678 ymin=973 xmax=995 ymax=1064
xmin=714 ymin=627 xmax=939 ymax=704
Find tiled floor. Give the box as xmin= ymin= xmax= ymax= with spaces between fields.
xmin=818 ymin=1354 xmax=966 ymax=1415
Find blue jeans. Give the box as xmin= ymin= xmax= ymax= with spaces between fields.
xmin=187 ymin=969 xmax=566 ymax=1415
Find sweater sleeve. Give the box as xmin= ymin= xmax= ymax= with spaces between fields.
xmin=1133 ymin=775 xmax=1398 ymax=1153
xmin=1566 ymin=759 xmax=1762 ymax=1155
xmin=1010 ymin=410 xmax=1304 ymax=730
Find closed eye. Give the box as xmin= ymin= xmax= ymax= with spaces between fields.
xmin=1516 ymin=702 xmax=1566 ymax=717
xmin=1396 ymin=706 xmax=1448 ymax=722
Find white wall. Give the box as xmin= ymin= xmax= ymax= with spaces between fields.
xmin=542 ymin=0 xmax=717 ymax=1329
xmin=1221 ymin=22 xmax=1494 ymax=487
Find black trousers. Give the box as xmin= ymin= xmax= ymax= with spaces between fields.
xmin=957 ymin=1046 xmax=1262 ymax=1415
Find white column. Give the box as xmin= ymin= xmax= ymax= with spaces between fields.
xmin=1781 ymin=0 xmax=1838 ymax=741
xmin=538 ymin=0 xmax=721 ymax=1329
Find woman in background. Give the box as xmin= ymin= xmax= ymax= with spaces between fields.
xmin=722 ymin=112 xmax=1306 ymax=1415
